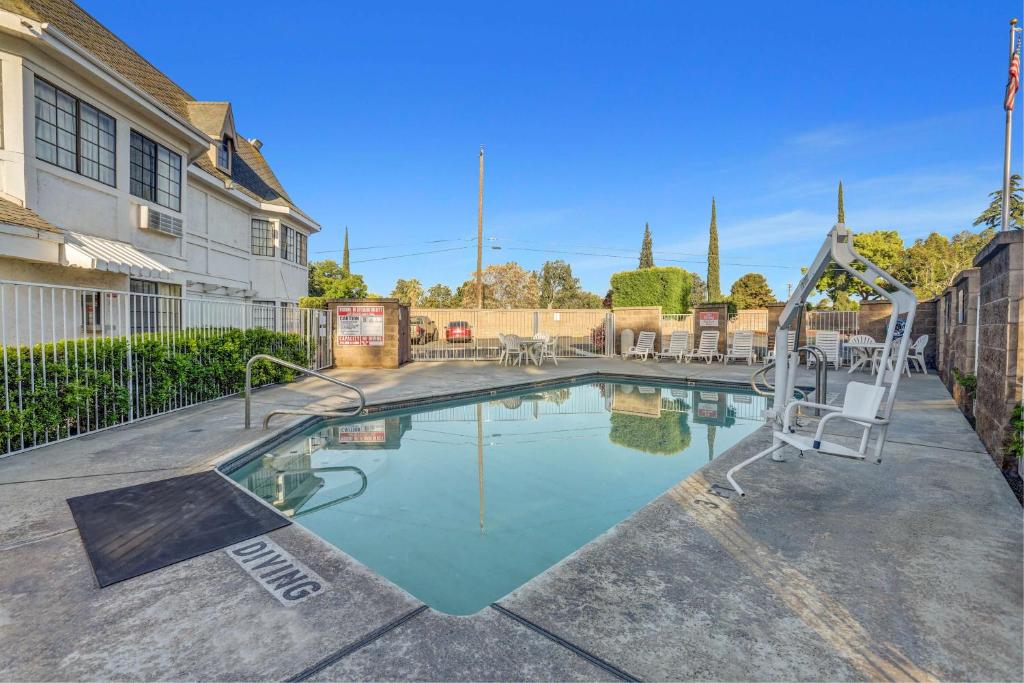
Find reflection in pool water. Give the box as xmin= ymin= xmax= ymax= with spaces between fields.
xmin=227 ymin=380 xmax=767 ymax=614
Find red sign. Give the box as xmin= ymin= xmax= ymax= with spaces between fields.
xmin=698 ymin=311 xmax=719 ymax=327
xmin=336 ymin=305 xmax=384 ymax=346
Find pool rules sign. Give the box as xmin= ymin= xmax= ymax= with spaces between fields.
xmin=336 ymin=304 xmax=384 ymax=346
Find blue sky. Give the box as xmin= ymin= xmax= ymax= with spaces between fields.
xmin=86 ymin=1 xmax=1022 ymax=299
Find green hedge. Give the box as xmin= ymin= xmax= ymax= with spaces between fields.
xmin=610 ymin=267 xmax=692 ymax=314
xmin=609 ymin=411 xmax=692 ymax=455
xmin=1 ymin=328 xmax=311 ymax=455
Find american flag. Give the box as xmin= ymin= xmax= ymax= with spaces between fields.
xmin=1006 ymin=38 xmax=1021 ymax=112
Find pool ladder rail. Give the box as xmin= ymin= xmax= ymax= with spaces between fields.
xmin=244 ymin=354 xmax=367 ymax=430
xmin=750 ymin=344 xmax=828 ymax=415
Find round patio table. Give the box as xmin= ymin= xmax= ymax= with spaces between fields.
xmin=518 ymin=338 xmax=545 ymax=366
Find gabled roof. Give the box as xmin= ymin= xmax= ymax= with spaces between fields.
xmin=186 ymin=101 xmax=234 ymax=140
xmin=0 ymin=0 xmax=312 ymax=222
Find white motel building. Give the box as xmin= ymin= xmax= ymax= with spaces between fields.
xmin=0 ymin=0 xmax=318 ymax=334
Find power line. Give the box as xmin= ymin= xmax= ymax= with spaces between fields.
xmin=350 ymin=245 xmax=471 ymax=264
xmin=315 ymin=236 xmax=476 ymax=254
xmin=492 ymin=245 xmax=797 ymax=270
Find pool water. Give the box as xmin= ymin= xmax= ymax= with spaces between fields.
xmin=227 ymin=380 xmax=767 ymax=614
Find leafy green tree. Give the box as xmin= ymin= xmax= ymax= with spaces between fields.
xmin=729 ymin=273 xmax=776 ymax=309
xmin=307 ymin=259 xmax=347 ymax=297
xmin=321 ymin=273 xmax=368 ymax=299
xmin=342 ymin=226 xmax=351 ymax=273
xmin=814 ymin=229 xmax=905 ymax=301
xmin=639 ymin=223 xmax=655 ymax=268
xmin=455 ymin=279 xmax=494 ymax=307
xmin=903 ymin=228 xmax=995 ymax=298
xmin=837 ymin=180 xmax=845 ymax=224
xmin=974 ymin=174 xmax=1023 ymax=230
xmin=554 ymin=289 xmax=604 ymax=309
xmin=421 ymin=283 xmax=455 ymax=308
xmin=707 ymin=198 xmax=721 ymax=299
xmin=685 ymin=273 xmax=707 ymax=308
xmin=390 ymin=278 xmax=423 ymax=306
xmin=482 ymin=262 xmax=540 ymax=308
xmin=536 ymin=260 xmax=580 ymax=307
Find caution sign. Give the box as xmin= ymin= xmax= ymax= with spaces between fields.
xmin=699 ymin=311 xmax=719 ymax=327
xmin=337 ymin=305 xmax=384 ymax=346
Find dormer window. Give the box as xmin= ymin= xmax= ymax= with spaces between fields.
xmin=216 ymin=135 xmax=232 ymax=173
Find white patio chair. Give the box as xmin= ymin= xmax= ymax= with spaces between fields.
xmin=765 ymin=330 xmax=795 ymax=365
xmin=623 ymin=331 xmax=656 ymax=361
xmin=807 ymin=330 xmax=841 ymax=370
xmin=847 ymin=334 xmax=876 ymax=374
xmin=685 ymin=331 xmax=722 ymax=364
xmin=907 ymin=335 xmax=928 ymax=374
xmin=870 ymin=341 xmax=912 ymax=378
xmin=655 ymin=331 xmax=689 ymax=362
xmin=500 ymin=334 xmax=525 ymax=366
xmin=535 ymin=333 xmax=558 ymax=366
xmin=724 ymin=330 xmax=755 ymax=365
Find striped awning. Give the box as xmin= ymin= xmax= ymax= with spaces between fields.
xmin=63 ymin=231 xmax=174 ymax=281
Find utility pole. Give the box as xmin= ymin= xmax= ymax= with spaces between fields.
xmin=1001 ymin=18 xmax=1021 ymax=231
xmin=476 ymin=146 xmax=485 ymax=308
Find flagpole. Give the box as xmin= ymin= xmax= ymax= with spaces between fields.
xmin=1001 ymin=18 xmax=1020 ymax=232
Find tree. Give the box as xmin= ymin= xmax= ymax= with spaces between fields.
xmin=729 ymin=273 xmax=775 ymax=309
xmin=342 ymin=226 xmax=351 ymax=273
xmin=481 ymin=262 xmax=540 ymax=308
xmin=421 ymin=283 xmax=455 ymax=308
xmin=689 ymin=273 xmax=708 ymax=306
xmin=974 ymin=174 xmax=1023 ymax=230
xmin=837 ymin=180 xmax=845 ymax=224
xmin=903 ymin=228 xmax=995 ymax=299
xmin=536 ymin=260 xmax=580 ymax=307
xmin=308 ymin=259 xmax=348 ymax=297
xmin=814 ymin=229 xmax=906 ymax=301
xmin=639 ymin=223 xmax=654 ymax=268
xmin=390 ymin=278 xmax=423 ymax=306
xmin=707 ymin=198 xmax=721 ymax=299
xmin=554 ymin=289 xmax=604 ymax=309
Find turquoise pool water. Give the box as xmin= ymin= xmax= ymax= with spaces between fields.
xmin=227 ymin=380 xmax=767 ymax=614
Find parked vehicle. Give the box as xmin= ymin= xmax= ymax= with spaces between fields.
xmin=410 ymin=315 xmax=437 ymax=344
xmin=445 ymin=320 xmax=473 ymax=343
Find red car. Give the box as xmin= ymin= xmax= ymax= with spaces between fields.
xmin=445 ymin=320 xmax=473 ymax=343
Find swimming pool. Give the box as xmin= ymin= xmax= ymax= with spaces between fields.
xmin=225 ymin=379 xmax=768 ymax=614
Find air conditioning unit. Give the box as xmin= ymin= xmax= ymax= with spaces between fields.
xmin=138 ymin=205 xmax=183 ymax=237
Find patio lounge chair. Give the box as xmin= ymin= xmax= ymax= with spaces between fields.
xmin=907 ymin=335 xmax=928 ymax=374
xmin=655 ymin=331 xmax=689 ymax=362
xmin=807 ymin=330 xmax=841 ymax=370
xmin=686 ymin=331 xmax=722 ymax=364
xmin=623 ymin=331 xmax=656 ymax=361
xmin=724 ymin=330 xmax=755 ymax=365
xmin=765 ymin=330 xmax=795 ymax=365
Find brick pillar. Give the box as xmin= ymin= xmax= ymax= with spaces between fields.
xmin=694 ymin=302 xmax=728 ymax=354
xmin=328 ymin=298 xmax=409 ymax=369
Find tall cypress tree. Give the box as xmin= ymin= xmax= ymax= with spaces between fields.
xmin=342 ymin=226 xmax=350 ymax=274
xmin=639 ymin=222 xmax=654 ymax=268
xmin=707 ymin=198 xmax=721 ymax=300
xmin=837 ymin=181 xmax=845 ymax=224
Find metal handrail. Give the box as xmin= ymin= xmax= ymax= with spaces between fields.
xmin=797 ymin=345 xmax=828 ymax=416
xmin=244 ymin=354 xmax=366 ymax=429
xmin=751 ymin=362 xmax=775 ymax=396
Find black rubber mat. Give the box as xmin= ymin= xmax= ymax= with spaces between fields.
xmin=67 ymin=470 xmax=290 ymax=587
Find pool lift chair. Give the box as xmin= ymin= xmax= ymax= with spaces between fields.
xmin=724 ymin=224 xmax=918 ymax=497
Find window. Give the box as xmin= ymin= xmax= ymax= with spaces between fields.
xmin=129 ymin=279 xmax=182 ymax=333
xmin=216 ymin=136 xmax=232 ymax=172
xmin=81 ymin=292 xmax=103 ymax=332
xmin=251 ymin=218 xmax=275 ymax=256
xmin=34 ymin=78 xmax=116 ymax=186
xmin=130 ymin=130 xmax=181 ymax=211
xmin=281 ymin=225 xmax=307 ymax=265
xmin=252 ymin=300 xmax=277 ymax=330
xmin=956 ymin=288 xmax=965 ymax=325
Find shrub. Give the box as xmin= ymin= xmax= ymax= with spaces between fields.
xmin=0 ymin=328 xmax=311 ymax=455
xmin=1008 ymin=404 xmax=1023 ymax=462
xmin=610 ymin=266 xmax=692 ymax=314
xmin=609 ymin=411 xmax=692 ymax=455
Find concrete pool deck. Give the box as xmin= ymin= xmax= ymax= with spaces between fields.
xmin=0 ymin=359 xmax=1020 ymax=681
